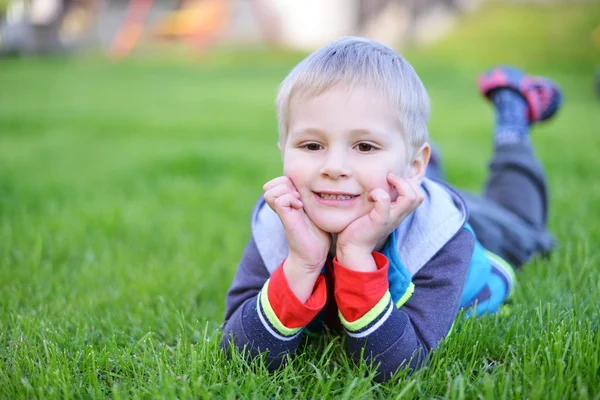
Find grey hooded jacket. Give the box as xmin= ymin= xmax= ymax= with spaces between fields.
xmin=222 ymin=178 xmax=475 ymax=380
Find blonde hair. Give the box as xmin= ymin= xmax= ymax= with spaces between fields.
xmin=276 ymin=37 xmax=430 ymax=159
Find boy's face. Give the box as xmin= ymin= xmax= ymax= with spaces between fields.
xmin=282 ymin=85 xmax=411 ymax=234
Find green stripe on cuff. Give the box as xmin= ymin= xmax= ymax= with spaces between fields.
xmin=484 ymin=250 xmax=516 ymax=282
xmin=259 ymin=279 xmax=302 ymax=337
xmin=395 ymin=282 xmax=415 ymax=309
xmin=339 ymin=291 xmax=392 ymax=332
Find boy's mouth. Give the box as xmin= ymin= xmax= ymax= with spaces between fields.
xmin=315 ymin=192 xmax=358 ymax=200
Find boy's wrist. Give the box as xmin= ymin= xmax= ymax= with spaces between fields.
xmin=286 ymin=252 xmax=326 ymax=275
xmin=282 ymin=256 xmax=324 ymax=304
xmin=335 ymin=245 xmax=377 ymax=272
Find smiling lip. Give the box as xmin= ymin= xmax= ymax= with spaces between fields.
xmin=313 ymin=191 xmax=359 ymax=206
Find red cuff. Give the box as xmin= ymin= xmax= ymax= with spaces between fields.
xmin=333 ymin=252 xmax=389 ymax=323
xmin=266 ymin=261 xmax=327 ymax=328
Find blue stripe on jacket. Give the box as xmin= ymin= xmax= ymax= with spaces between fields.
xmin=384 ymin=224 xmax=511 ymax=317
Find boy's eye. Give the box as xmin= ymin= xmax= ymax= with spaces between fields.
xmin=357 ymin=143 xmax=376 ymax=152
xmin=303 ymin=143 xmax=323 ymax=151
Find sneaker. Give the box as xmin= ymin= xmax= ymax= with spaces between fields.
xmin=478 ymin=65 xmax=562 ymax=124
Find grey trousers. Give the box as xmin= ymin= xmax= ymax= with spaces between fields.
xmin=427 ymin=142 xmax=555 ymax=268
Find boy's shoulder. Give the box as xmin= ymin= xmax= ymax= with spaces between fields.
xmin=250 ymin=194 xmax=288 ymax=274
xmin=249 ymin=178 xmax=470 ymax=277
xmin=397 ymin=178 xmax=469 ymax=275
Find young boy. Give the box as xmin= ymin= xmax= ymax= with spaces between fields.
xmin=221 ymin=37 xmax=561 ymax=380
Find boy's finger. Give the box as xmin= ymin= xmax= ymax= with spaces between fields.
xmin=387 ymin=173 xmax=413 ymax=199
xmin=398 ymin=184 xmax=423 ymax=219
xmin=264 ymin=184 xmax=297 ymax=203
xmin=263 ymin=176 xmax=288 ymax=192
xmin=291 ymin=198 xmax=304 ymax=209
xmin=388 ymin=174 xmax=418 ymax=217
xmin=408 ymin=178 xmax=425 ymax=204
xmin=263 ymin=176 xmax=296 ymax=192
xmin=402 ymin=177 xmax=424 ymax=207
xmin=369 ymin=188 xmax=391 ymax=222
xmin=274 ymin=193 xmax=302 ymax=211
xmin=387 ymin=173 xmax=409 ymax=195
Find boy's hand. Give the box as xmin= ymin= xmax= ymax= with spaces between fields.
xmin=263 ymin=176 xmax=331 ymax=275
xmin=336 ymin=174 xmax=424 ymax=272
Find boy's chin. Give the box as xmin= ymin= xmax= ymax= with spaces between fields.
xmin=311 ymin=217 xmax=353 ymax=234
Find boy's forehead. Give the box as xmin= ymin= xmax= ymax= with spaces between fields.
xmin=290 ymin=84 xmax=393 ymax=107
xmin=288 ymin=86 xmax=400 ymax=134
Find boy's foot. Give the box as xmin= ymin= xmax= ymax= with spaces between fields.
xmin=478 ymin=65 xmax=562 ymax=124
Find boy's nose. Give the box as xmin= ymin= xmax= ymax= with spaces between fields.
xmin=320 ymin=151 xmax=351 ymax=179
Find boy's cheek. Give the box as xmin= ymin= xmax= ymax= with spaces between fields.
xmin=282 ymin=163 xmax=303 ymax=187
xmin=282 ymin=162 xmax=293 ymax=178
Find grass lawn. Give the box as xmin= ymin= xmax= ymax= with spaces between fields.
xmin=1 ymin=1 xmax=600 ymax=398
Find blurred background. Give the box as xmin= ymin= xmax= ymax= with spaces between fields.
xmin=0 ymin=0 xmax=494 ymax=56
xmin=1 ymin=1 xmax=600 ymax=396
xmin=0 ymin=0 xmax=599 ymax=358
xmin=0 ymin=0 xmax=597 ymax=59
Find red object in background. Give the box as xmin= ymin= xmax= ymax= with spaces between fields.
xmin=108 ymin=0 xmax=278 ymax=60
xmin=109 ymin=0 xmax=153 ymax=59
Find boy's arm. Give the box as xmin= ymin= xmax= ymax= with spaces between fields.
xmin=334 ymin=228 xmax=474 ymax=381
xmin=221 ymin=237 xmax=326 ymax=369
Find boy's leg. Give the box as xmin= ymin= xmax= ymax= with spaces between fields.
xmin=478 ymin=66 xmax=562 ymax=232
xmin=459 ymin=67 xmax=561 ymax=316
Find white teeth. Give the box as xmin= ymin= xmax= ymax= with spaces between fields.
xmin=319 ymin=193 xmax=354 ymax=200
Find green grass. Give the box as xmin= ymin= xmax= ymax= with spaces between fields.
xmin=1 ymin=1 xmax=600 ymax=398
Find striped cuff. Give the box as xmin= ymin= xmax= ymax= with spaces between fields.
xmin=333 ymin=252 xmax=389 ymax=322
xmin=340 ymin=292 xmax=395 ymax=338
xmin=395 ymin=282 xmax=415 ymax=308
xmin=256 ymin=263 xmax=326 ymax=340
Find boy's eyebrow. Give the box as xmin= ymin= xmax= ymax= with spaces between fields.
xmin=289 ymin=127 xmax=325 ymax=137
xmin=348 ymin=128 xmax=390 ymax=138
xmin=290 ymin=127 xmax=391 ymax=138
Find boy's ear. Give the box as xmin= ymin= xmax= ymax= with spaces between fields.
xmin=409 ymin=142 xmax=431 ymax=184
